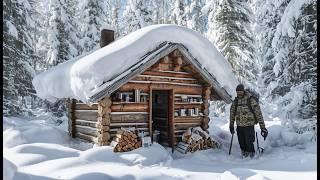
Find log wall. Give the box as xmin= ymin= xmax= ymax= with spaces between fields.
xmin=68 ymin=99 xmax=76 ymax=138
xmin=68 ymin=49 xmax=219 ymax=146
xmin=73 ymin=102 xmax=99 ymax=143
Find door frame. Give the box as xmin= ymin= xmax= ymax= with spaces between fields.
xmin=149 ymin=85 xmax=175 ymax=152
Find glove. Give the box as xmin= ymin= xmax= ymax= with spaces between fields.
xmin=229 ymin=126 xmax=235 ymax=134
xmin=261 ymin=128 xmax=268 ymax=140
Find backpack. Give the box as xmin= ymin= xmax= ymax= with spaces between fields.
xmin=234 ymin=89 xmax=260 ymax=124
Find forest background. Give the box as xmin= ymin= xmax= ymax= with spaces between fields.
xmin=3 ymin=0 xmax=317 ymax=135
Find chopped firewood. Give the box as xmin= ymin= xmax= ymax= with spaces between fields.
xmin=113 ymin=129 xmax=142 ymax=153
xmin=176 ymin=126 xmax=219 ymax=153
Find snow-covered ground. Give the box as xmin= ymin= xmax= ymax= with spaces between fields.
xmin=3 ymin=116 xmax=316 ymax=180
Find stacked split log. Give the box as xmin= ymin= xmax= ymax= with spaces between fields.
xmin=97 ymin=97 xmax=112 ymax=146
xmin=201 ymin=87 xmax=211 ymax=132
xmin=176 ymin=126 xmax=219 ymax=153
xmin=111 ymin=129 xmax=142 ymax=152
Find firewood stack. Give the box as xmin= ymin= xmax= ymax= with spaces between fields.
xmin=176 ymin=127 xmax=219 ymax=154
xmin=111 ymin=129 xmax=142 ymax=152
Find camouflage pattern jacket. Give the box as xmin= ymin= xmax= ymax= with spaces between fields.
xmin=229 ymin=93 xmax=266 ymax=129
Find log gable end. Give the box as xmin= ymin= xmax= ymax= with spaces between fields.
xmin=69 ymin=45 xmax=230 ymax=149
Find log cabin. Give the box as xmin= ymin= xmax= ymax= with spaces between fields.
xmin=33 ymin=25 xmax=238 ymax=152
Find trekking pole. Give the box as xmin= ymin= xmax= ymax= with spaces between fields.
xmin=229 ymin=133 xmax=234 ymax=155
xmin=256 ymin=132 xmax=260 ymax=154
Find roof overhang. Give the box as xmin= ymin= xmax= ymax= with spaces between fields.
xmin=89 ymin=42 xmax=232 ymax=104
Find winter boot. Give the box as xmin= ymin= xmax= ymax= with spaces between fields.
xmin=241 ymin=150 xmax=248 ymax=158
xmin=248 ymin=152 xmax=255 ymax=158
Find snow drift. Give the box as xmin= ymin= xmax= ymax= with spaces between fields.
xmin=32 ymin=24 xmax=238 ymax=103
xmin=3 ymin=116 xmax=316 ymax=180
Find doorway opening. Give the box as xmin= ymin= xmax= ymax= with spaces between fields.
xmin=151 ymin=90 xmax=174 ymax=149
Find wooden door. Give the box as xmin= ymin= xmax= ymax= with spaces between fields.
xmin=168 ymin=89 xmax=174 ymax=152
xmin=150 ymin=89 xmax=174 ymax=152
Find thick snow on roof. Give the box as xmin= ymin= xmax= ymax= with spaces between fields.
xmin=33 ymin=24 xmax=239 ymax=103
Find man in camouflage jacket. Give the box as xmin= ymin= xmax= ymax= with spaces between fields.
xmin=229 ymin=84 xmax=268 ymax=158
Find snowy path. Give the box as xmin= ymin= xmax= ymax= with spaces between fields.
xmin=3 ymin=116 xmax=317 ymax=180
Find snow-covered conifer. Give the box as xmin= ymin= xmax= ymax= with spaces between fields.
xmin=3 ymin=0 xmax=37 ymax=115
xmin=207 ymin=0 xmax=258 ymax=88
xmin=121 ymin=0 xmax=155 ymax=35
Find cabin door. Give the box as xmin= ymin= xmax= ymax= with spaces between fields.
xmin=151 ymin=89 xmax=174 ymax=151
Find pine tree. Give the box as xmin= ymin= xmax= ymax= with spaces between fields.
xmin=45 ymin=0 xmax=78 ymax=67
xmin=106 ymin=0 xmax=121 ymax=38
xmin=253 ymin=0 xmax=281 ymax=95
xmin=3 ymin=0 xmax=37 ymax=116
xmin=269 ymin=0 xmax=316 ymax=132
xmin=77 ymin=0 xmax=109 ymax=53
xmin=207 ymin=0 xmax=258 ymax=87
xmin=32 ymin=0 xmax=79 ymax=117
xmin=253 ymin=0 xmax=317 ymax=134
xmin=185 ymin=0 xmax=206 ymax=33
xmin=170 ymin=0 xmax=188 ymax=26
xmin=121 ymin=0 xmax=155 ymax=35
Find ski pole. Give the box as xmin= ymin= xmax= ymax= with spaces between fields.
xmin=256 ymin=132 xmax=260 ymax=153
xmin=229 ymin=133 xmax=234 ymax=155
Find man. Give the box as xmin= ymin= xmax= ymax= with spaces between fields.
xmin=229 ymin=84 xmax=268 ymax=158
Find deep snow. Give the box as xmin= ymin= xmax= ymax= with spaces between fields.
xmin=32 ymin=24 xmax=238 ymax=103
xmin=3 ymin=116 xmax=316 ymax=180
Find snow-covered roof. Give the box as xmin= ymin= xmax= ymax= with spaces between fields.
xmin=32 ymin=24 xmax=239 ymax=103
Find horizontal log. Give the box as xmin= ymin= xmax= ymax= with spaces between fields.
xmin=110 ymin=122 xmax=148 ymax=127
xmin=175 ymin=119 xmax=202 ymax=124
xmin=132 ymin=77 xmax=199 ymax=85
xmin=75 ymin=132 xmax=98 ymax=143
xmin=129 ymin=80 xmax=202 ymax=87
xmin=110 ymin=127 xmax=149 ymax=132
xmin=111 ymin=112 xmax=148 ymax=115
xmin=175 ymin=123 xmax=201 ymax=130
xmin=112 ymin=102 xmax=148 ymax=105
xmin=75 ymin=119 xmax=98 ymax=128
xmin=111 ymin=103 xmax=148 ymax=112
xmin=175 ymin=122 xmax=202 ymax=125
xmin=119 ymin=82 xmax=202 ymax=95
xmin=174 ymin=103 xmax=202 ymax=109
xmin=174 ymin=116 xmax=202 ymax=120
xmin=118 ymin=83 xmax=150 ymax=92
xmin=110 ymin=128 xmax=149 ymax=136
xmin=75 ymin=103 xmax=98 ymax=110
xmin=137 ymin=74 xmax=196 ymax=81
xmin=175 ymin=94 xmax=202 ymax=97
xmin=75 ymin=125 xmax=98 ymax=137
xmin=133 ymin=76 xmax=197 ymax=84
xmin=142 ymin=70 xmax=193 ymax=78
xmin=75 ymin=110 xmax=98 ymax=121
xmin=175 ymin=86 xmax=203 ymax=94
xmin=111 ymin=114 xmax=148 ymax=123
